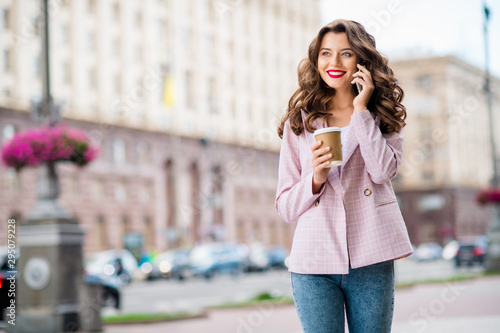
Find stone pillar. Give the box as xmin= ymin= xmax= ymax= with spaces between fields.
xmin=8 ymin=163 xmax=86 ymax=333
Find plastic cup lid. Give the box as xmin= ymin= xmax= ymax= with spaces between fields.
xmin=313 ymin=127 xmax=341 ymax=136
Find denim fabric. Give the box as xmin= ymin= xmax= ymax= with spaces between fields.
xmin=291 ymin=260 xmax=395 ymax=333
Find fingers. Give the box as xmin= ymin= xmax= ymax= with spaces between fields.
xmin=310 ymin=140 xmax=322 ymax=152
xmin=312 ymin=146 xmax=332 ymax=168
xmin=313 ymin=153 xmax=332 ymax=168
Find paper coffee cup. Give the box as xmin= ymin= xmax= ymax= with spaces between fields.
xmin=314 ymin=127 xmax=342 ymax=167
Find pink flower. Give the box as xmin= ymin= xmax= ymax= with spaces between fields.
xmin=1 ymin=124 xmax=100 ymax=170
xmin=476 ymin=189 xmax=500 ymax=205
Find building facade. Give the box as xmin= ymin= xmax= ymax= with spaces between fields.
xmin=390 ymin=56 xmax=500 ymax=245
xmin=0 ymin=0 xmax=322 ymax=255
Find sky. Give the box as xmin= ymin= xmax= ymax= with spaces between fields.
xmin=320 ymin=0 xmax=500 ymax=77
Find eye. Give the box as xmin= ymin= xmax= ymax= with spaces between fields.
xmin=321 ymin=51 xmax=331 ymax=56
xmin=341 ymin=52 xmax=352 ymax=57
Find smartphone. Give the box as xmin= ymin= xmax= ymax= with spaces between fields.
xmin=355 ymin=60 xmax=366 ymax=94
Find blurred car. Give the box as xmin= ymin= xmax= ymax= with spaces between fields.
xmin=455 ymin=239 xmax=487 ymax=267
xmin=0 ymin=247 xmax=16 ymax=321
xmin=84 ymin=249 xmax=138 ymax=285
xmin=413 ymin=242 xmax=443 ymax=261
xmin=266 ymin=246 xmax=289 ymax=270
xmin=83 ymin=273 xmax=121 ymax=309
xmin=190 ymin=242 xmax=245 ymax=279
xmin=244 ymin=243 xmax=270 ymax=273
xmin=144 ymin=249 xmax=192 ymax=281
xmin=442 ymin=240 xmax=460 ymax=260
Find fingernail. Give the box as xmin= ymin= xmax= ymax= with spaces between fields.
xmin=328 ymin=154 xmax=332 ymax=157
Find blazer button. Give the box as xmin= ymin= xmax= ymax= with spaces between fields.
xmin=315 ymin=200 xmax=319 ymax=206
xmin=364 ymin=189 xmax=372 ymax=196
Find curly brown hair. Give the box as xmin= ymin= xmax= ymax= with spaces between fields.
xmin=277 ymin=19 xmax=406 ymax=139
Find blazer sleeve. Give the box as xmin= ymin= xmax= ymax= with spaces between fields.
xmin=275 ymin=120 xmax=325 ymax=223
xmin=351 ymin=110 xmax=404 ymax=184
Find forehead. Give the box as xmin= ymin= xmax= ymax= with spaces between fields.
xmin=320 ymin=32 xmax=350 ymax=49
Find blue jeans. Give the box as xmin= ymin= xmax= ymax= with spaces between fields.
xmin=291 ymin=260 xmax=395 ymax=333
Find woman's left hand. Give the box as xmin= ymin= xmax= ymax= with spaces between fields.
xmin=351 ymin=63 xmax=375 ymax=113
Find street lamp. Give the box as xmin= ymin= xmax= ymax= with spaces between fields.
xmin=13 ymin=1 xmax=87 ymax=332
xmin=483 ymin=1 xmax=500 ymax=271
xmin=483 ymin=2 xmax=498 ymax=188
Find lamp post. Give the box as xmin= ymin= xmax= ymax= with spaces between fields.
xmin=10 ymin=1 xmax=87 ymax=332
xmin=483 ymin=1 xmax=500 ymax=271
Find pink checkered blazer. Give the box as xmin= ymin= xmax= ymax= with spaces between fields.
xmin=275 ymin=110 xmax=413 ymax=274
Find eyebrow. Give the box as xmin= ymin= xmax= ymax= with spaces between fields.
xmin=320 ymin=47 xmax=353 ymax=52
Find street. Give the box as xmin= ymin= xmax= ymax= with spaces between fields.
xmin=105 ymin=274 xmax=500 ymax=333
xmin=117 ymin=258 xmax=484 ymax=315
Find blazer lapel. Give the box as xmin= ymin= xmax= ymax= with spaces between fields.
xmin=341 ymin=125 xmax=359 ymax=168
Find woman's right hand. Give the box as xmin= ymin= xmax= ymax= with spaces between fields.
xmin=311 ymin=140 xmax=332 ymax=193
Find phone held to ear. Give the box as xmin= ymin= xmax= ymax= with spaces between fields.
xmin=356 ymin=82 xmax=362 ymax=94
xmin=355 ymin=60 xmax=366 ymax=94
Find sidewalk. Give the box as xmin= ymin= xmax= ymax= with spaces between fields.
xmin=104 ymin=275 xmax=500 ymax=333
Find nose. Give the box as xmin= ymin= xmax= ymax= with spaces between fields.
xmin=330 ymin=54 xmax=342 ymax=67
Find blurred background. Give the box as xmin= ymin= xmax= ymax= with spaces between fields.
xmin=0 ymin=0 xmax=499 ymax=332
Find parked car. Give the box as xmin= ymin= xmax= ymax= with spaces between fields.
xmin=244 ymin=243 xmax=270 ymax=273
xmin=442 ymin=240 xmax=460 ymax=260
xmin=83 ymin=273 xmax=121 ymax=309
xmin=266 ymin=246 xmax=289 ymax=270
xmin=455 ymin=239 xmax=487 ymax=267
xmin=0 ymin=247 xmax=16 ymax=321
xmin=84 ymin=249 xmax=138 ymax=285
xmin=190 ymin=242 xmax=245 ymax=279
xmin=413 ymin=242 xmax=443 ymax=261
xmin=145 ymin=249 xmax=192 ymax=280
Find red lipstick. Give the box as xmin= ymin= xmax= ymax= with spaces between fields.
xmin=327 ymin=70 xmax=346 ymax=78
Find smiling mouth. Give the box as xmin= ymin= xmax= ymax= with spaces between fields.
xmin=327 ymin=70 xmax=347 ymax=78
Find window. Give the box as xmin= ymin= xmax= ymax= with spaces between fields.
xmin=185 ymin=70 xmax=195 ymax=109
xmin=91 ymin=179 xmax=105 ymax=199
xmin=67 ymin=175 xmax=79 ymax=195
xmin=112 ymin=38 xmax=120 ymax=56
xmin=2 ymin=8 xmax=10 ymax=29
xmin=114 ymin=181 xmax=127 ymax=202
xmin=422 ymin=170 xmax=435 ymax=183
xmin=113 ymin=3 xmax=120 ymax=21
xmin=88 ymin=0 xmax=97 ymax=13
xmin=5 ymin=169 xmax=20 ymax=194
xmin=136 ymin=10 xmax=142 ymax=28
xmin=87 ymin=32 xmax=95 ymax=50
xmin=208 ymin=76 xmax=218 ymax=113
xmin=136 ymin=142 xmax=150 ymax=165
xmin=417 ymin=194 xmax=445 ymax=212
xmin=113 ymin=138 xmax=126 ymax=164
xmin=114 ymin=73 xmax=122 ymax=94
xmin=157 ymin=19 xmax=165 ymax=37
xmin=95 ymin=216 xmax=107 ymax=250
xmin=138 ymin=183 xmax=151 ymax=203
xmin=89 ymin=68 xmax=97 ymax=89
xmin=416 ymin=75 xmax=433 ymax=91
xmin=143 ymin=217 xmax=154 ymax=250
xmin=2 ymin=124 xmax=15 ymax=142
xmin=3 ymin=49 xmax=11 ymax=72
xmin=33 ymin=55 xmax=40 ymax=77
xmin=63 ymin=62 xmax=71 ymax=84
xmin=60 ymin=24 xmax=68 ymax=44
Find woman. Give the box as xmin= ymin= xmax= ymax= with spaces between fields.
xmin=275 ymin=19 xmax=413 ymax=332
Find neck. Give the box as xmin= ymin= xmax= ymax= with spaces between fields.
xmin=327 ymin=87 xmax=357 ymax=112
